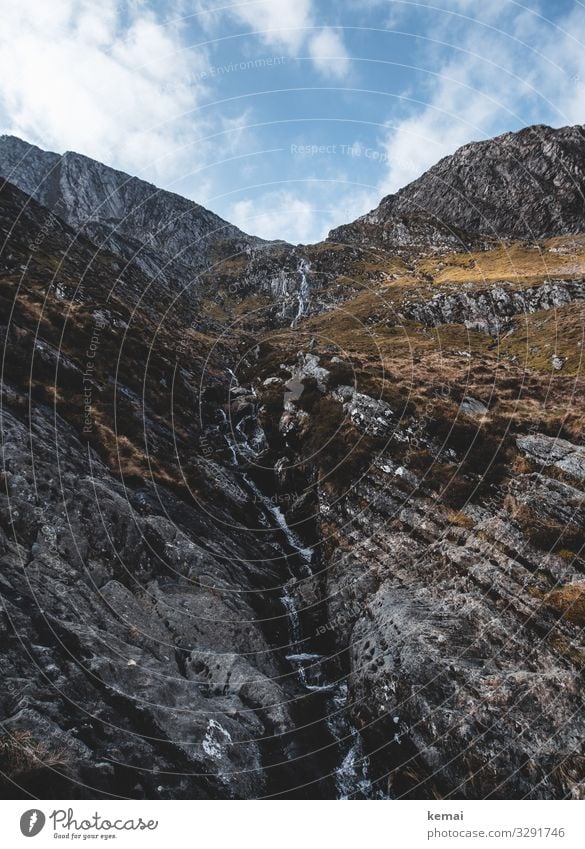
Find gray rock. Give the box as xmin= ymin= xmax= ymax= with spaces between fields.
xmin=332 ymin=386 xmax=394 ymax=438
xmin=329 ymin=124 xmax=585 ymax=250
xmin=404 ymin=279 xmax=585 ymax=335
xmin=460 ymin=396 xmax=489 ymax=416
xmin=517 ymin=434 xmax=585 ymax=481
xmin=0 ymin=135 xmax=264 ymax=291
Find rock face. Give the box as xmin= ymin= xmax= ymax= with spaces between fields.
xmin=250 ymin=360 xmax=585 ymax=799
xmin=329 ymin=124 xmax=585 ymax=249
xmin=0 ymin=135 xmax=265 ymax=289
xmin=0 ymin=178 xmax=380 ymax=800
xmin=403 ymin=279 xmax=585 ymax=335
xmin=517 ymin=434 xmax=585 ymax=482
xmin=0 ymin=401 xmax=291 ymax=800
xmin=2 ymin=124 xmax=585 ymax=800
xmin=332 ymin=385 xmax=395 ymax=438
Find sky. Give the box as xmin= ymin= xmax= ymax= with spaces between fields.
xmin=1 ymin=0 xmax=585 ymax=243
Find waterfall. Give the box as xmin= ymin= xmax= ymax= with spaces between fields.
xmin=335 ymin=737 xmax=376 ymax=800
xmin=226 ymin=366 xmax=239 ymax=386
xmin=207 ymin=378 xmax=381 ymax=798
xmin=291 ymin=258 xmax=311 ymax=327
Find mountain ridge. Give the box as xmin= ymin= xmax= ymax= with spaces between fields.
xmin=1 ymin=122 xmax=585 ymax=800
xmin=328 ymin=122 xmax=585 ymax=251
xmin=0 ymin=134 xmax=267 ymax=290
xmin=6 ymin=122 xmax=585 ymax=270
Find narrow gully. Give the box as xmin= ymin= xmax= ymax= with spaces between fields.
xmin=206 ymin=375 xmax=380 ymax=799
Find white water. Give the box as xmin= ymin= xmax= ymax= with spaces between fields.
xmin=235 ymin=414 xmax=267 ymax=456
xmin=325 ymin=683 xmax=377 ymax=799
xmin=291 ymin=258 xmax=311 ymax=327
xmin=212 ymin=409 xmax=238 ymax=464
xmin=335 ymin=737 xmax=376 ymax=799
xmin=226 ymin=366 xmax=239 ymax=386
xmin=207 ymin=377 xmax=378 ymax=798
xmin=215 ymin=395 xmax=323 ymax=690
xmin=281 ymin=585 xmax=303 ymax=644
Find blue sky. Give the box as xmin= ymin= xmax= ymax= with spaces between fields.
xmin=1 ymin=1 xmax=585 ymax=242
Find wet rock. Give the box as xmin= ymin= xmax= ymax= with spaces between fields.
xmin=229 ymin=386 xmax=251 ymax=397
xmin=229 ymin=395 xmax=256 ymax=420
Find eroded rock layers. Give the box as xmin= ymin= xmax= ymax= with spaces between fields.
xmin=1 ymin=125 xmax=585 ymax=799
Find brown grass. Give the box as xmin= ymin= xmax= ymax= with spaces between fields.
xmin=544 ymin=583 xmax=585 ymax=626
xmin=0 ymin=730 xmax=68 ymax=777
xmin=446 ymin=509 xmax=476 ymax=529
xmin=416 ymin=240 xmax=585 ymax=286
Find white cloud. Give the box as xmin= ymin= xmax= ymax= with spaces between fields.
xmin=229 ymin=184 xmax=377 ymax=243
xmin=0 ymin=0 xmax=209 ymax=180
xmin=308 ymin=28 xmax=350 ymax=79
xmin=230 ymin=191 xmax=321 ymax=242
xmin=227 ymin=0 xmax=313 ymax=54
xmin=379 ymin=58 xmax=508 ymax=193
xmin=205 ymin=0 xmax=351 ymax=78
xmin=377 ymin=3 xmax=585 ymax=196
xmin=543 ymin=5 xmax=585 ymax=124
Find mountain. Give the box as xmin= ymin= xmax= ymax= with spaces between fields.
xmin=1 ymin=125 xmax=585 ymax=801
xmin=0 ymin=135 xmax=265 ymax=290
xmin=0 ymin=177 xmax=314 ymax=800
xmin=329 ymin=123 xmax=585 ymax=250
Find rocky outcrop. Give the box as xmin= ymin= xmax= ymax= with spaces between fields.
xmin=0 ymin=399 xmax=297 ymax=799
xmin=332 ymin=385 xmax=395 ymax=438
xmin=403 ymin=279 xmax=585 ymax=335
xmin=252 ymin=359 xmax=585 ymax=800
xmin=0 ymin=180 xmax=324 ymax=799
xmin=329 ymin=124 xmax=585 ymax=250
xmin=328 ymin=209 xmax=486 ymax=255
xmin=0 ymin=135 xmax=265 ymax=290
xmin=2 ymin=122 xmax=585 ymax=801
xmin=517 ymin=434 xmax=585 ymax=482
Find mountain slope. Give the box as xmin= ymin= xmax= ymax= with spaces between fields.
xmin=2 ymin=123 xmax=585 ymax=801
xmin=329 ymin=124 xmax=585 ymax=250
xmin=0 ymin=135 xmax=265 ymax=289
xmin=0 ymin=178 xmax=342 ymax=799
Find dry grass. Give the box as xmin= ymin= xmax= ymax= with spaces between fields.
xmin=499 ymin=302 xmax=585 ymax=376
xmin=416 ymin=239 xmax=585 ymax=287
xmin=544 ymin=583 xmax=585 ymax=626
xmin=446 ymin=509 xmax=476 ymax=530
xmin=511 ymin=501 xmax=585 ymax=554
xmin=0 ymin=730 xmax=68 ymax=777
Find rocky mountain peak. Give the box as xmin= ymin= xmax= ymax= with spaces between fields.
xmin=2 ymin=122 xmax=585 ymax=801
xmin=328 ymin=123 xmax=585 ymax=251
xmin=0 ymin=134 xmax=266 ymax=289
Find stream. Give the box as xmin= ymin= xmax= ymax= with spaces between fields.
xmin=205 ymin=370 xmax=380 ymax=799
xmin=291 ymin=258 xmax=311 ymax=327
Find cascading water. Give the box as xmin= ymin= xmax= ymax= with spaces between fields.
xmin=291 ymin=258 xmax=311 ymax=327
xmin=205 ymin=370 xmax=381 ymax=798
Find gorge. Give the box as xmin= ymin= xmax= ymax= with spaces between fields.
xmin=1 ymin=124 xmax=585 ymax=800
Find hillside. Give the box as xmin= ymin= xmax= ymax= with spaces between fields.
xmin=1 ymin=126 xmax=585 ymax=800
xmin=329 ymin=124 xmax=585 ymax=251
